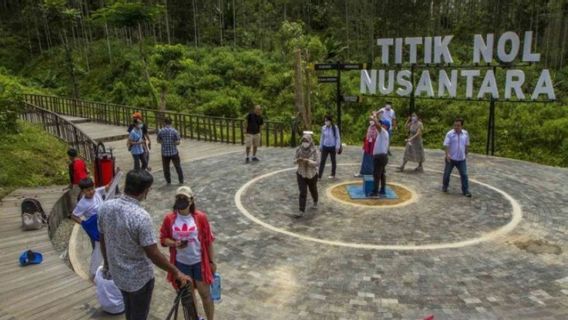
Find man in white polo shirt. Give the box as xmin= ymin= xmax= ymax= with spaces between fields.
xmin=442 ymin=117 xmax=472 ymax=197
xmin=369 ymin=120 xmax=390 ymax=196
xmin=377 ymin=102 xmax=396 ymax=155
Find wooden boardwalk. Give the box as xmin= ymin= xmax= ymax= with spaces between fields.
xmin=0 ymin=116 xmax=243 ymax=319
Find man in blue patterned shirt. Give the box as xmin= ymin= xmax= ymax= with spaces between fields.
xmin=157 ymin=117 xmax=184 ymax=184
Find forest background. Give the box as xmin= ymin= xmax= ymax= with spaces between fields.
xmin=0 ymin=0 xmax=567 ymax=167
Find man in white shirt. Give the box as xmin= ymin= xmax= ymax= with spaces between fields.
xmin=377 ymin=102 xmax=396 ymax=155
xmin=442 ymin=118 xmax=472 ymax=197
xmin=378 ymin=102 xmax=397 ymax=130
xmin=369 ymin=120 xmax=390 ymax=196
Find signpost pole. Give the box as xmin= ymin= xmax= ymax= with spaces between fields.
xmin=336 ymin=61 xmax=342 ymax=131
xmin=410 ymin=64 xmax=416 ymax=114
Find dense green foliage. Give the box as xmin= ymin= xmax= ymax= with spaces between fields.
xmin=0 ymin=121 xmax=69 ymax=199
xmin=0 ymin=0 xmax=567 ymax=167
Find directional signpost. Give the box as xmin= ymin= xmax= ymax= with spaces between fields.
xmin=314 ymin=62 xmax=366 ymax=131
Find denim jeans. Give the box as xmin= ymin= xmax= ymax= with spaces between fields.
xmin=442 ymin=159 xmax=469 ymax=194
xmin=120 ymin=278 xmax=154 ymax=320
xmin=132 ymin=153 xmax=148 ymax=171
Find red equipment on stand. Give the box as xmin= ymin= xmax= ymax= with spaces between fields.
xmin=94 ymin=142 xmax=115 ymax=187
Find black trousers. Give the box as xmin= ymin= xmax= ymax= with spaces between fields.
xmin=120 ymin=278 xmax=154 ymax=320
xmin=162 ymin=153 xmax=184 ymax=184
xmin=372 ymin=154 xmax=388 ymax=193
xmin=297 ymin=173 xmax=318 ymax=212
xmin=319 ymin=146 xmax=337 ymax=177
xmin=132 ymin=153 xmax=148 ymax=171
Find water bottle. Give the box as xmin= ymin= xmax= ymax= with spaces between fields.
xmin=210 ymin=272 xmax=221 ymax=303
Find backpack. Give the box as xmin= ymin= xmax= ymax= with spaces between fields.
xmin=21 ymin=198 xmax=47 ymax=231
xmin=331 ymin=125 xmax=343 ymax=155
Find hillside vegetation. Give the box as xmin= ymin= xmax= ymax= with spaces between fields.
xmin=0 ymin=0 xmax=566 ymax=167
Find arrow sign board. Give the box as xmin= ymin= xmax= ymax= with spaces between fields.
xmin=343 ymin=95 xmax=361 ymax=103
xmin=340 ymin=63 xmax=365 ymax=70
xmin=318 ymin=76 xmax=338 ymax=83
xmin=314 ymin=63 xmax=338 ymax=70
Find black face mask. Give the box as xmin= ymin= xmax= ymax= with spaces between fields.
xmin=174 ymin=197 xmax=190 ymax=210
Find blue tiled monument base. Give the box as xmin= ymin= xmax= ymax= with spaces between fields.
xmin=347 ymin=175 xmax=399 ymax=199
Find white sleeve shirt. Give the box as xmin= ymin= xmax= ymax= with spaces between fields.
xmin=443 ymin=129 xmax=469 ymax=161
xmin=373 ymin=128 xmax=390 ymax=155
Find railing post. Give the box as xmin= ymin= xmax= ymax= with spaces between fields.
xmin=265 ymin=122 xmax=269 ymax=147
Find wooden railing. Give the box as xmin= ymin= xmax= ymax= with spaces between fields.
xmin=19 ymin=100 xmax=98 ymax=162
xmin=23 ymin=94 xmax=291 ymax=147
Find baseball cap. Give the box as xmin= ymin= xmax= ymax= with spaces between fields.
xmin=176 ymin=186 xmax=194 ymax=199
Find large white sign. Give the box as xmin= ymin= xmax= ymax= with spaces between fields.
xmin=360 ymin=31 xmax=556 ymax=100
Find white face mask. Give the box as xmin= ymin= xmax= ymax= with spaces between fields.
xmin=325 ymin=120 xmax=331 ymax=126
xmin=302 ymin=142 xmax=310 ymax=148
xmin=411 ymin=116 xmax=417 ymax=122
xmin=137 ymin=124 xmax=143 ymax=129
xmin=369 ymin=121 xmax=375 ymax=126
xmin=386 ymin=105 xmax=391 ymax=110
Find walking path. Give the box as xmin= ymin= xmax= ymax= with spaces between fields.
xmin=2 ymin=114 xmax=567 ymax=319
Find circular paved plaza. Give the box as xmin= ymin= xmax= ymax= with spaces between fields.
xmin=143 ymin=147 xmax=568 ymax=319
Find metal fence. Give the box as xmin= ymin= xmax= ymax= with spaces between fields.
xmin=23 ymin=94 xmax=291 ymax=147
xmin=19 ymin=100 xmax=98 ymax=162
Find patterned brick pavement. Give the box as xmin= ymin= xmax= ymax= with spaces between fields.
xmin=141 ymin=147 xmax=567 ymax=319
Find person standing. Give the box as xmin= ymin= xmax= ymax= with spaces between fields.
xmin=399 ymin=113 xmax=425 ymax=172
xmin=378 ymin=102 xmax=396 ymax=155
xmin=98 ymin=170 xmax=191 ymax=320
xmin=369 ymin=121 xmax=390 ymax=196
xmin=128 ymin=112 xmax=152 ymax=171
xmin=71 ymin=178 xmax=110 ymax=279
xmin=157 ymin=117 xmax=184 ymax=185
xmin=355 ymin=116 xmax=378 ymax=177
xmin=160 ymin=186 xmax=216 ymax=320
xmin=294 ymin=134 xmax=320 ymax=217
xmin=442 ymin=118 xmax=472 ymax=197
xmin=245 ymin=105 xmax=264 ymax=163
xmin=67 ymin=148 xmax=89 ymax=202
xmin=318 ymin=115 xmax=341 ymax=179
xmin=129 ymin=119 xmax=148 ymax=171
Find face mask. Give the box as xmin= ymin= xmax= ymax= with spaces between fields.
xmin=325 ymin=121 xmax=331 ymax=126
xmin=369 ymin=121 xmax=375 ymax=126
xmin=302 ymin=142 xmax=310 ymax=148
xmin=411 ymin=116 xmax=417 ymax=122
xmin=137 ymin=124 xmax=143 ymax=129
xmin=386 ymin=105 xmax=391 ymax=110
xmin=174 ymin=197 xmax=190 ymax=211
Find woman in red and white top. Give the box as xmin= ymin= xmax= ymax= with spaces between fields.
xmin=160 ymin=186 xmax=216 ymax=320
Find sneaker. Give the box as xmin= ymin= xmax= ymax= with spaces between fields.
xmin=245 ymin=157 xmax=250 ymax=163
xmin=379 ymin=189 xmax=386 ymax=195
xmin=166 ymin=181 xmax=171 ymax=185
xmin=354 ymin=173 xmax=362 ymax=177
xmin=328 ymin=175 xmax=336 ymax=180
xmin=442 ymin=187 xmax=448 ymax=193
xmin=312 ymin=202 xmax=318 ymax=209
xmin=295 ymin=210 xmax=304 ymax=218
xmin=368 ymin=191 xmax=379 ymax=197
xmin=464 ymin=192 xmax=472 ymax=198
xmin=252 ymin=157 xmax=259 ymax=162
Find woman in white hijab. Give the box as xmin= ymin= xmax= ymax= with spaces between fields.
xmin=294 ymin=134 xmax=320 ymax=217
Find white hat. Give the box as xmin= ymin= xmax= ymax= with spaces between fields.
xmin=302 ymin=130 xmax=314 ymax=136
xmin=175 ymin=186 xmax=194 ymax=199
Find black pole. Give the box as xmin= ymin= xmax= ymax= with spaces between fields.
xmin=410 ymin=64 xmax=416 ymax=114
xmin=490 ymin=98 xmax=496 ymax=156
xmin=336 ymin=61 xmax=342 ymax=131
xmin=486 ymin=99 xmax=492 ymax=156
